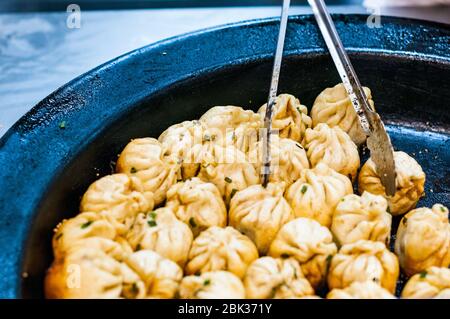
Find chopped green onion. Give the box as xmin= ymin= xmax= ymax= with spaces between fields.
xmin=301 ymin=185 xmax=308 ymax=194
xmin=81 ymin=221 xmax=93 ymax=229
xmin=203 ymin=134 xmax=211 ymax=142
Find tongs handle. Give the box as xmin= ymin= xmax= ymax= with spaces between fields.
xmin=308 ymin=0 xmax=373 ymax=135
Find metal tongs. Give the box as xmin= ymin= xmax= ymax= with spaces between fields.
xmin=261 ymin=0 xmax=290 ymax=187
xmin=263 ymin=0 xmax=396 ymax=195
xmin=308 ymin=0 xmax=397 ymax=195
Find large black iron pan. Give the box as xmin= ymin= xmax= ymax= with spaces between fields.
xmin=0 ymin=15 xmax=448 ymax=298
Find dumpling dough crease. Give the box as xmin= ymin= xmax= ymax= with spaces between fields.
xmin=165 ymin=177 xmax=227 ymax=236
xmin=180 ymin=271 xmax=245 ymax=299
xmin=47 ymin=236 xmax=182 ymax=298
xmin=358 ymin=151 xmax=425 ymax=216
xmin=331 ymin=192 xmax=391 ymax=247
xmin=116 ymin=138 xmax=180 ymax=205
xmin=248 ymin=135 xmax=310 ymax=187
xmin=126 ymin=207 xmax=193 ymax=267
xmin=268 ymin=217 xmax=337 ymax=288
xmin=200 ymin=105 xmax=262 ymax=154
xmin=303 ymin=123 xmax=359 ymax=181
xmin=197 ymin=144 xmax=259 ymax=204
xmin=327 ymin=240 xmax=399 ymax=293
xmin=185 ymin=226 xmax=259 ymax=279
xmin=258 ymin=94 xmax=312 ymax=143
xmin=229 ymin=182 xmax=294 ymax=254
xmin=45 ymin=238 xmax=130 ymax=299
xmin=52 ymin=211 xmax=117 ymax=259
xmin=200 ymin=105 xmax=261 ymax=133
xmin=395 ymin=204 xmax=450 ymax=276
xmin=401 ymin=266 xmax=450 ymax=299
xmin=80 ymin=173 xmax=154 ymax=234
xmin=124 ymin=250 xmax=183 ymax=298
xmin=285 ymin=163 xmax=353 ymax=227
xmin=310 ymin=83 xmax=375 ymax=145
xmin=327 ymin=281 xmax=395 ymax=299
xmin=244 ymin=256 xmax=314 ymax=299
xmin=158 ymin=120 xmax=206 ymax=179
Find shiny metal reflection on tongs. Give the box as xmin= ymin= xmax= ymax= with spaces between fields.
xmin=261 ymin=0 xmax=291 ymax=187
xmin=308 ymin=0 xmax=396 ymax=195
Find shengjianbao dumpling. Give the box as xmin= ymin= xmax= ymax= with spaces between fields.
xmin=310 ymin=83 xmax=375 ymax=145
xmin=124 ymin=250 xmax=183 ymax=298
xmin=158 ymin=120 xmax=205 ymax=179
xmin=327 ymin=281 xmax=395 ymax=299
xmin=45 ymin=238 xmax=129 ymax=299
xmin=199 ymin=105 xmax=261 ymax=153
xmin=358 ymin=151 xmax=425 ymax=216
xmin=258 ymin=94 xmax=312 ymax=142
xmin=229 ymin=182 xmax=294 ymax=254
xmin=200 ymin=105 xmax=262 ymax=133
xmin=303 ymin=123 xmax=360 ymax=181
xmin=165 ymin=177 xmax=227 ymax=236
xmin=126 ymin=207 xmax=193 ymax=267
xmin=401 ymin=267 xmax=450 ymax=299
xmin=185 ymin=226 xmax=259 ymax=279
xmin=285 ymin=163 xmax=353 ymax=227
xmin=223 ymin=122 xmax=260 ymax=154
xmin=197 ymin=144 xmax=259 ymax=204
xmin=199 ymin=105 xmax=261 ymax=154
xmin=331 ymin=192 xmax=392 ymax=247
xmin=116 ymin=138 xmax=179 ymax=205
xmin=80 ymin=174 xmax=154 ymax=234
xmin=328 ymin=240 xmax=399 ymax=293
xmin=179 ymin=271 xmax=245 ymax=299
xmin=395 ymin=204 xmax=450 ymax=276
xmin=244 ymin=256 xmax=314 ymax=299
xmin=268 ymin=217 xmax=337 ymax=288
xmin=52 ymin=212 xmax=117 ymax=259
xmin=248 ymin=135 xmax=310 ymax=187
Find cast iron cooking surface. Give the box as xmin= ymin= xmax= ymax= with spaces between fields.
xmin=0 ymin=15 xmax=448 ymax=298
